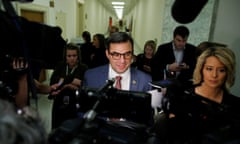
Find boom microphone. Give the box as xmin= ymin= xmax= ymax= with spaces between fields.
xmin=171 ymin=0 xmax=208 ymax=24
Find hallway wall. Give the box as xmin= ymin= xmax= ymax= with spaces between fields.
xmin=211 ymin=0 xmax=240 ymax=96
xmin=124 ymin=0 xmax=215 ymax=54
xmin=15 ymin=0 xmax=215 ymax=54
xmin=82 ymin=0 xmax=116 ymax=36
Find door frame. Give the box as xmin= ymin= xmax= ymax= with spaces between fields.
xmin=16 ymin=3 xmax=49 ymax=24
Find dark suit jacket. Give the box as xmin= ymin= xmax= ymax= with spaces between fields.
xmin=83 ymin=64 xmax=152 ymax=92
xmin=151 ymin=42 xmax=196 ymax=88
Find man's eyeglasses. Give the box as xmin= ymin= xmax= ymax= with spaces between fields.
xmin=109 ymin=51 xmax=133 ymax=60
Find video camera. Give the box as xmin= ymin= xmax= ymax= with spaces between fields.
xmin=0 ymin=0 xmax=66 ymax=99
xmin=48 ymin=79 xmax=154 ymax=144
xmin=77 ymin=87 xmax=153 ymax=125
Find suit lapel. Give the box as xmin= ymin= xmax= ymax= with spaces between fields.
xmin=129 ymin=68 xmax=138 ymax=91
xmin=102 ymin=65 xmax=109 ymax=82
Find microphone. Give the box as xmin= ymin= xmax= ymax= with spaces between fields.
xmin=83 ymin=78 xmax=115 ymax=121
xmin=171 ymin=0 xmax=208 ymax=24
xmin=96 ymin=78 xmax=115 ymax=95
xmin=48 ymin=76 xmax=74 ymax=100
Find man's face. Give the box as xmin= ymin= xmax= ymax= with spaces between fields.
xmin=106 ymin=41 xmax=133 ymax=74
xmin=173 ymin=35 xmax=188 ymax=49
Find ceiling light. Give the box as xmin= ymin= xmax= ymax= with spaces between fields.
xmin=115 ymin=8 xmax=123 ymax=19
xmin=112 ymin=2 xmax=125 ymax=5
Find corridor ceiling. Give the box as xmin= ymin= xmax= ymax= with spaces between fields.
xmin=98 ymin=0 xmax=139 ymax=18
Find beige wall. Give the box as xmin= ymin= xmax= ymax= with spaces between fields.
xmin=125 ymin=0 xmax=165 ymax=55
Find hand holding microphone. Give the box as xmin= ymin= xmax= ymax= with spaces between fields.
xmin=48 ymin=78 xmax=64 ymax=99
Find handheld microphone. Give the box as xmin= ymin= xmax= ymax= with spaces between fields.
xmin=96 ymin=78 xmax=115 ymax=96
xmin=48 ymin=76 xmax=75 ymax=99
xmin=171 ymin=0 xmax=208 ymax=24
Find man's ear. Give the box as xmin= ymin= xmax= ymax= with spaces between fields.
xmin=105 ymin=49 xmax=110 ymax=59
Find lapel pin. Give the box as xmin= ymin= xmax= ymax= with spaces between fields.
xmin=132 ymin=80 xmax=137 ymax=85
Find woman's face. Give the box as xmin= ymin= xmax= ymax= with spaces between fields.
xmin=202 ymin=56 xmax=227 ymax=89
xmin=66 ymin=49 xmax=78 ymax=68
xmin=92 ymin=36 xmax=99 ymax=48
xmin=144 ymin=45 xmax=154 ymax=58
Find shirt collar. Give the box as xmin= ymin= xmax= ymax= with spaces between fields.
xmin=172 ymin=42 xmax=185 ymax=51
xmin=108 ymin=64 xmax=130 ymax=79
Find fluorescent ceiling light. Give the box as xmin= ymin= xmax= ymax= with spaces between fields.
xmin=112 ymin=2 xmax=125 ymax=5
xmin=112 ymin=1 xmax=124 ymax=19
xmin=113 ymin=5 xmax=124 ymax=9
xmin=115 ymin=8 xmax=123 ymax=19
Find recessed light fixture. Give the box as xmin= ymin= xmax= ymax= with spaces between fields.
xmin=115 ymin=8 xmax=123 ymax=19
xmin=112 ymin=2 xmax=125 ymax=5
xmin=112 ymin=1 xmax=125 ymax=19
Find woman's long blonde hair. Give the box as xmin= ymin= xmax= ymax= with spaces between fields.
xmin=193 ymin=47 xmax=236 ymax=91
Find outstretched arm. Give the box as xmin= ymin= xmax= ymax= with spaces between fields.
xmin=13 ymin=58 xmax=28 ymax=108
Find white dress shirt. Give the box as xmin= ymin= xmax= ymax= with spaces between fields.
xmin=108 ymin=64 xmax=130 ymax=90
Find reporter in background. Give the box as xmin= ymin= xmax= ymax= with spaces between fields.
xmin=151 ymin=25 xmax=196 ymax=89
xmin=136 ymin=40 xmax=156 ymax=75
xmin=152 ymin=47 xmax=240 ymax=143
xmin=49 ymin=43 xmax=88 ymax=129
xmin=80 ymin=31 xmax=94 ymax=67
xmin=89 ymin=33 xmax=108 ymax=68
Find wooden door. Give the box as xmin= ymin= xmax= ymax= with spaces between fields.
xmin=21 ymin=9 xmax=44 ymax=23
xmin=21 ymin=9 xmax=46 ymax=82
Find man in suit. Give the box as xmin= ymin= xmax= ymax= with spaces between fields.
xmin=82 ymin=32 xmax=153 ymax=125
xmin=151 ymin=25 xmax=196 ymax=89
xmin=84 ymin=32 xmax=152 ymax=92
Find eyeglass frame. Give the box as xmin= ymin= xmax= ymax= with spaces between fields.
xmin=108 ymin=51 xmax=133 ymax=60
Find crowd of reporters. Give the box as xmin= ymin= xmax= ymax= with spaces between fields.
xmin=1 ymin=25 xmax=240 ymax=144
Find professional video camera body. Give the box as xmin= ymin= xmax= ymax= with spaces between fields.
xmin=0 ymin=0 xmax=65 ymax=101
xmin=48 ymin=79 xmax=156 ymax=144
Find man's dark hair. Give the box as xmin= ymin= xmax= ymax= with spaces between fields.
xmin=94 ymin=33 xmax=106 ymax=49
xmin=106 ymin=32 xmax=134 ymax=51
xmin=173 ymin=25 xmax=190 ymax=38
xmin=82 ymin=31 xmax=91 ymax=43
